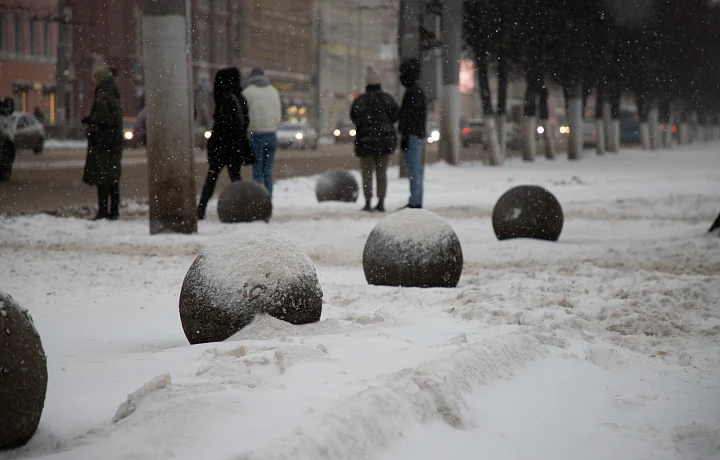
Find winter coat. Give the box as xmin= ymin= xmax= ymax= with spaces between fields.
xmin=208 ymin=91 xmax=253 ymax=166
xmin=82 ymin=77 xmax=123 ymax=186
xmin=399 ymin=59 xmax=427 ymax=141
xmin=350 ymin=84 xmax=399 ymax=157
xmin=243 ymin=76 xmax=282 ymax=134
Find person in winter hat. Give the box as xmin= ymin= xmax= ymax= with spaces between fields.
xmin=398 ymin=58 xmax=427 ymax=209
xmin=197 ymin=67 xmax=252 ymax=220
xmin=243 ymin=67 xmax=282 ymax=197
xmin=81 ymin=66 xmax=124 ymax=220
xmin=350 ymin=64 xmax=399 ymax=212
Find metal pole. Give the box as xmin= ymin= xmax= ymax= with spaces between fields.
xmin=142 ymin=0 xmax=197 ymax=234
xmin=438 ymin=0 xmax=461 ymax=165
xmin=313 ymin=4 xmax=322 ymax=134
xmin=55 ymin=0 xmax=70 ymax=136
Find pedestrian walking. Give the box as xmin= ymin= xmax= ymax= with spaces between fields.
xmin=242 ymin=68 xmax=282 ymax=197
xmin=398 ymin=58 xmax=427 ymax=209
xmin=197 ymin=67 xmax=253 ymax=220
xmin=350 ymin=65 xmax=399 ymax=212
xmin=81 ymin=67 xmax=124 ymax=220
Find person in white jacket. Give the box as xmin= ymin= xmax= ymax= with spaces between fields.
xmin=242 ymin=68 xmax=282 ymax=197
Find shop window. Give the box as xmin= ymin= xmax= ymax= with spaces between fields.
xmin=30 ymin=20 xmax=36 ymax=55
xmin=44 ymin=21 xmax=50 ymax=56
xmin=0 ymin=14 xmax=4 ymax=51
xmin=14 ymin=15 xmax=21 ymax=53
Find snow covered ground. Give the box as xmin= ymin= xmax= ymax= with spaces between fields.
xmin=1 ymin=144 xmax=719 ymax=460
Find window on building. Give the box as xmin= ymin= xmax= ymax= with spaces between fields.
xmin=30 ymin=20 xmax=36 ymax=55
xmin=44 ymin=21 xmax=50 ymax=56
xmin=0 ymin=14 xmax=4 ymax=51
xmin=14 ymin=15 xmax=21 ymax=53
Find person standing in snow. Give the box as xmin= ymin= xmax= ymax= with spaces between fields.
xmin=197 ymin=67 xmax=253 ymax=220
xmin=350 ymin=64 xmax=399 ymax=212
xmin=81 ymin=66 xmax=124 ymax=220
xmin=243 ymin=68 xmax=282 ymax=197
xmin=398 ymin=58 xmax=427 ymax=209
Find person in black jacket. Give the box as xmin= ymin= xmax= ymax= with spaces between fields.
xmin=350 ymin=65 xmax=399 ymax=212
xmin=197 ymin=67 xmax=253 ymax=220
xmin=398 ymin=58 xmax=427 ymax=209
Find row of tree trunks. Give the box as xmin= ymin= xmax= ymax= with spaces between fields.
xmin=475 ymin=52 xmax=503 ymax=166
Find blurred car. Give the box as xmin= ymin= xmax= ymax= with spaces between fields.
xmin=460 ymin=118 xmax=484 ymax=147
xmin=277 ymin=122 xmax=318 ymax=150
xmin=11 ymin=112 xmax=45 ymax=154
xmin=333 ymin=120 xmax=356 ymax=144
xmin=123 ymin=119 xmax=140 ymax=148
xmin=620 ymin=110 xmax=641 ymax=144
xmin=426 ymin=121 xmax=440 ymax=144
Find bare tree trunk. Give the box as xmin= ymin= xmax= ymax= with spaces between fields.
xmin=538 ymin=72 xmax=555 ymax=159
xmin=648 ymin=100 xmax=660 ymax=150
xmin=497 ymin=53 xmax=508 ymax=157
xmin=143 ymin=0 xmax=197 ymax=234
xmin=475 ymin=52 xmax=502 ymax=165
xmin=659 ymin=99 xmax=672 ymax=148
xmin=607 ymin=89 xmax=620 ymax=153
xmin=567 ymin=82 xmax=583 ymax=160
xmin=595 ymin=89 xmax=606 ymax=155
xmin=602 ymin=101 xmax=612 ymax=149
xmin=438 ymin=0 xmax=462 ymax=165
xmin=522 ymin=64 xmax=538 ymax=162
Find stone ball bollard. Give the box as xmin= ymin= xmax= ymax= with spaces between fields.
xmin=217 ymin=181 xmax=272 ymax=223
xmin=363 ymin=209 xmax=464 ymax=288
xmin=0 ymin=291 xmax=48 ymax=450
xmin=179 ymin=229 xmax=323 ymax=344
xmin=315 ymin=169 xmax=359 ymax=203
xmin=492 ymin=185 xmax=564 ymax=241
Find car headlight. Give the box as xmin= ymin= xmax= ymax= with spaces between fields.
xmin=349 ymin=129 xmax=356 ymax=137
xmin=334 ymin=129 xmax=341 ymax=136
xmin=204 ymin=130 xmax=211 ymax=139
xmin=124 ymin=131 xmax=133 ymax=140
xmin=537 ymin=126 xmax=545 ymax=134
xmin=559 ymin=126 xmax=569 ymax=134
xmin=295 ymin=132 xmax=303 ymax=140
xmin=431 ymin=130 xmax=440 ymax=141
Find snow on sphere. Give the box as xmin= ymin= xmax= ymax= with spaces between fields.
xmin=217 ymin=181 xmax=272 ymax=223
xmin=315 ymin=169 xmax=359 ymax=203
xmin=0 ymin=291 xmax=48 ymax=450
xmin=179 ymin=229 xmax=323 ymax=344
xmin=492 ymin=185 xmax=564 ymax=241
xmin=363 ymin=209 xmax=463 ymax=288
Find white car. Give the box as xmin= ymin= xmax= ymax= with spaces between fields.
xmin=277 ymin=122 xmax=318 ymax=150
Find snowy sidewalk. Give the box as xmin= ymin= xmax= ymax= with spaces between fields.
xmin=1 ymin=145 xmax=719 ymax=460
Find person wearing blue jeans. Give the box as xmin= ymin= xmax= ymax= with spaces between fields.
xmin=403 ymin=135 xmax=425 ymax=208
xmin=398 ymin=58 xmax=427 ymax=209
xmin=250 ymin=133 xmax=278 ymax=196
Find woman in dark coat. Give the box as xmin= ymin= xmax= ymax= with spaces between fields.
xmin=350 ymin=65 xmax=399 ymax=212
xmin=197 ymin=67 xmax=253 ymax=220
xmin=82 ymin=67 xmax=124 ymax=220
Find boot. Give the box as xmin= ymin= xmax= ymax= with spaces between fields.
xmin=108 ymin=185 xmax=120 ymax=220
xmin=197 ymin=205 xmax=206 ymax=221
xmin=94 ymin=186 xmax=109 ymax=220
xmin=375 ymin=200 xmax=385 ymax=213
xmin=362 ymin=200 xmax=372 ymax=212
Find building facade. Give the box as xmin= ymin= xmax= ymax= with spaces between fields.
xmin=0 ymin=0 xmax=59 ymax=122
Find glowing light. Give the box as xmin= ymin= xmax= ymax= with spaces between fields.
xmin=204 ymin=130 xmax=212 ymax=139
xmin=671 ymin=126 xmax=677 ymax=133
xmin=462 ymin=127 xmax=471 ymax=135
xmin=295 ymin=132 xmax=303 ymax=140
xmin=349 ymin=129 xmax=356 ymax=136
xmin=431 ymin=130 xmax=440 ymax=141
xmin=334 ymin=129 xmax=341 ymax=136
xmin=124 ymin=131 xmax=133 ymax=140
xmin=537 ymin=126 xmax=545 ymax=134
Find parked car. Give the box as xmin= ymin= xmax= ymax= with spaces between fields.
xmin=277 ymin=122 xmax=318 ymax=150
xmin=460 ymin=118 xmax=484 ymax=146
xmin=426 ymin=121 xmax=440 ymax=144
xmin=12 ymin=112 xmax=45 ymax=154
xmin=333 ymin=120 xmax=356 ymax=144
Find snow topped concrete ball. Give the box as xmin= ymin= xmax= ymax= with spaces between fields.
xmin=179 ymin=229 xmax=323 ymax=344
xmin=316 ymin=169 xmax=359 ymax=203
xmin=217 ymin=181 xmax=272 ymax=223
xmin=0 ymin=291 xmax=48 ymax=450
xmin=363 ymin=209 xmax=463 ymax=288
xmin=492 ymin=185 xmax=564 ymax=241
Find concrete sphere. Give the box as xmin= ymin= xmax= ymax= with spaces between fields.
xmin=179 ymin=229 xmax=323 ymax=344
xmin=492 ymin=185 xmax=564 ymax=241
xmin=0 ymin=292 xmax=48 ymax=450
xmin=363 ymin=209 xmax=463 ymax=288
xmin=316 ymin=169 xmax=359 ymax=203
xmin=217 ymin=181 xmax=272 ymax=223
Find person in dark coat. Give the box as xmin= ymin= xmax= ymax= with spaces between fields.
xmin=350 ymin=65 xmax=399 ymax=212
xmin=82 ymin=67 xmax=124 ymax=220
xmin=197 ymin=67 xmax=253 ymax=220
xmin=398 ymin=58 xmax=427 ymax=209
